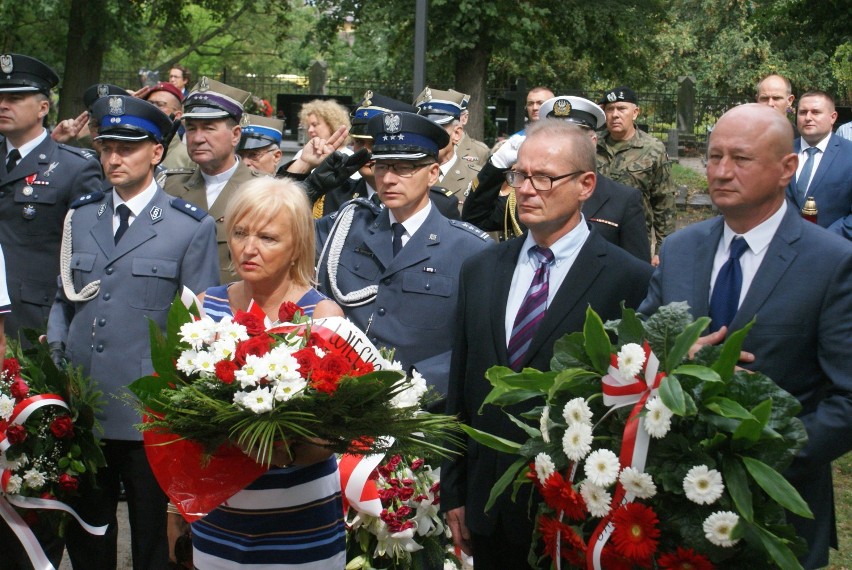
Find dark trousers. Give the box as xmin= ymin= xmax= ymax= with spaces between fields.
xmin=0 ymin=514 xmax=64 ymax=570
xmin=65 ymin=440 xmax=168 ymax=570
xmin=471 ymin=518 xmax=537 ymax=570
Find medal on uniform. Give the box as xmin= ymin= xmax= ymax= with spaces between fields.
xmin=22 ymin=173 xmax=36 ymax=196
xmin=22 ymin=204 xmax=36 ymax=219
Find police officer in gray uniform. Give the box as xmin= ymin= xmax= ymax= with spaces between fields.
xmin=316 ymin=111 xmax=492 ymax=396
xmin=47 ymin=95 xmax=219 ymax=570
xmin=0 ymin=53 xmax=103 ymax=342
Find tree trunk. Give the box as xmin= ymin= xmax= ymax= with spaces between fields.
xmin=58 ymin=0 xmax=108 ymax=120
xmin=454 ymin=42 xmax=491 ymax=141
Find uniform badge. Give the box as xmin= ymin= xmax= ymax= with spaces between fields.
xmin=38 ymin=154 xmax=46 ymax=160
xmin=384 ymin=113 xmax=401 ymax=134
xmin=22 ymin=186 xmax=33 ymax=196
xmin=553 ymin=99 xmax=572 ymax=117
xmin=150 ymin=206 xmax=162 ymax=221
xmin=42 ymin=162 xmax=59 ymax=177
xmin=239 ymin=113 xmax=250 ymax=127
xmin=199 ymin=76 xmax=210 ymax=92
xmin=97 ymin=84 xmax=109 ymax=98
xmin=423 ymin=88 xmax=432 ymax=102
xmin=0 ymin=55 xmax=12 ymax=74
xmin=606 ymin=91 xmax=618 ymax=103
xmin=22 ymin=204 xmax=36 ymax=220
xmin=98 ymin=204 xmax=107 ymax=217
xmin=363 ymin=90 xmax=373 ymax=107
xmin=429 ymin=234 xmax=437 ymax=241
xmin=108 ymin=96 xmax=124 ymax=116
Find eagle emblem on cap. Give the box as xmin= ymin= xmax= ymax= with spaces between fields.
xmin=606 ymin=91 xmax=618 ymax=103
xmin=363 ymin=90 xmax=373 ymax=107
xmin=553 ymin=99 xmax=572 ymax=117
xmin=108 ymin=96 xmax=124 ymax=116
xmin=239 ymin=113 xmax=250 ymax=127
xmin=199 ymin=76 xmax=210 ymax=92
xmin=97 ymin=84 xmax=109 ymax=98
xmin=384 ymin=113 xmax=401 ymax=133
xmin=0 ymin=55 xmax=12 ymax=74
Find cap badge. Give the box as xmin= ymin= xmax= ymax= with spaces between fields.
xmin=606 ymin=92 xmax=617 ymax=103
xmin=384 ymin=113 xmax=401 ymax=133
xmin=363 ymin=90 xmax=373 ymax=107
xmin=239 ymin=113 xmax=250 ymax=127
xmin=97 ymin=84 xmax=109 ymax=98
xmin=0 ymin=55 xmax=12 ymax=74
xmin=108 ymin=96 xmax=124 ymax=116
xmin=553 ymin=99 xmax=572 ymax=117
xmin=423 ymin=87 xmax=432 ymax=102
xmin=199 ymin=76 xmax=210 ymax=92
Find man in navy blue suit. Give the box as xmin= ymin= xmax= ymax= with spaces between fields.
xmin=640 ymin=103 xmax=852 ymax=569
xmin=787 ymin=90 xmax=852 ymax=240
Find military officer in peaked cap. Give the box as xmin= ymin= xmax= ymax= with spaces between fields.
xmin=0 ymin=53 xmax=103 ymax=346
xmin=463 ymin=95 xmax=651 ymax=261
xmin=163 ymin=77 xmax=264 ymax=284
xmin=52 ymin=82 xmax=129 ymax=148
xmin=452 ymin=88 xmax=491 ymax=166
xmin=316 ymin=111 xmax=492 ymax=397
xmin=414 ymin=87 xmax=480 ymax=212
xmin=237 ymin=113 xmax=284 ymax=175
xmin=47 ymin=94 xmax=219 ymax=570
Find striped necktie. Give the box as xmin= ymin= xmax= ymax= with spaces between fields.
xmin=507 ymin=245 xmax=555 ymax=370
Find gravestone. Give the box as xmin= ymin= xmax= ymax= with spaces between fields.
xmin=309 ymin=60 xmax=328 ymax=95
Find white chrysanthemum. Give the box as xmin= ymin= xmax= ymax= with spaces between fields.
xmin=216 ymin=318 xmax=250 ymax=343
xmin=583 ymin=449 xmax=620 ymax=487
xmin=0 ymin=394 xmax=15 ymax=420
xmin=562 ymin=397 xmax=593 ymax=426
xmin=235 ymin=355 xmax=270 ymax=389
xmin=265 ymin=349 xmax=301 ymax=382
xmin=179 ymin=319 xmax=217 ymax=349
xmin=237 ymin=386 xmax=274 ymax=414
xmin=619 ymin=466 xmax=657 ymax=499
xmin=562 ymin=423 xmax=594 ymax=461
xmin=22 ymin=469 xmax=46 ymax=490
xmin=617 ymin=343 xmax=646 ymax=380
xmin=443 ymin=561 xmax=459 ymax=570
xmin=539 ymin=406 xmax=551 ymax=443
xmin=534 ymin=452 xmax=556 ymax=485
xmin=386 ymin=360 xmax=404 ymax=372
xmin=271 ymin=377 xmax=307 ymax=402
xmin=194 ymin=350 xmax=217 ymax=375
xmin=210 ymin=338 xmax=237 ymax=361
xmin=683 ymin=465 xmax=725 ymax=505
xmin=5 ymin=474 xmax=22 ymax=494
xmin=703 ymin=511 xmax=740 ymax=547
xmin=390 ymin=371 xmax=427 ymax=409
xmin=644 ymin=396 xmax=673 ymax=438
xmin=580 ymin=481 xmax=612 ymax=518
xmin=176 ymin=349 xmax=199 ymax=374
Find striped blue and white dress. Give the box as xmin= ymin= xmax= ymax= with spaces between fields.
xmin=191 ymin=284 xmax=346 ymax=569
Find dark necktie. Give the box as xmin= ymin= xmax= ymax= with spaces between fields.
xmin=392 ymin=223 xmax=405 ymax=256
xmin=507 ymin=246 xmax=555 ymax=370
xmin=114 ymin=204 xmax=132 ymax=244
xmin=370 ymin=193 xmax=382 ymax=208
xmin=5 ymin=149 xmax=21 ymax=173
xmin=709 ymin=237 xmax=749 ymax=333
xmin=796 ymin=147 xmax=819 ymax=200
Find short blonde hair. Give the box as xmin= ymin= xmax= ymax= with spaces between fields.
xmin=224 ymin=178 xmax=316 ymax=287
xmin=299 ymin=99 xmax=351 ymax=140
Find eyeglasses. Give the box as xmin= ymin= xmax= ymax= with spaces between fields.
xmin=505 ymin=169 xmax=585 ymax=192
xmin=240 ymin=147 xmax=277 ymax=161
xmin=373 ymin=162 xmax=433 ymax=177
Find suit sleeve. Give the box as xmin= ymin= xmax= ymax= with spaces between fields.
xmin=180 ymin=216 xmax=220 ymax=293
xmin=47 ymin=276 xmax=74 ymax=347
xmin=825 ymin=204 xmax=852 ymax=240
xmin=620 ymin=186 xmax=652 ymax=262
xmin=637 ymin=241 xmax=667 ymax=316
xmin=461 ymin=161 xmax=508 ymax=231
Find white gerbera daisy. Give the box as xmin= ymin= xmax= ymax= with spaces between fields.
xmin=562 ymin=397 xmax=593 ymax=426
xmin=683 ymin=465 xmax=725 ymax=505
xmin=534 ymin=452 xmax=556 ymax=485
xmin=703 ymin=511 xmax=740 ymax=547
xmin=580 ymin=481 xmax=612 ymax=518
xmin=583 ymin=449 xmax=620 ymax=487
xmin=22 ymin=469 xmax=46 ymax=490
xmin=562 ymin=423 xmax=593 ymax=461
xmin=619 ymin=466 xmax=657 ymax=499
xmin=539 ymin=406 xmax=551 ymax=443
xmin=238 ymin=386 xmax=274 ymax=414
xmin=617 ymin=343 xmax=646 ymax=380
xmin=644 ymin=396 xmax=673 ymax=438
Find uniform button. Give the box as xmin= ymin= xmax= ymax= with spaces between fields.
xmin=0 ymin=192 xmax=5 ymax=198
xmin=105 ymin=267 xmax=114 ymax=275
xmin=75 ymin=259 xmax=81 ymax=267
xmin=424 ymin=283 xmax=431 ymax=290
xmin=103 ymin=293 xmax=111 ymax=300
xmin=354 ymin=264 xmax=360 ymax=271
xmin=371 ymin=337 xmax=378 ymax=343
xmin=43 ymin=295 xmax=49 ymax=302
xmin=382 ymin=278 xmax=392 ymax=286
xmin=98 ymin=318 xmax=106 ymax=326
xmin=377 ymin=308 xmax=386 ymax=316
xmin=95 ymin=344 xmax=104 ymax=353
xmin=152 ymin=266 xmax=158 ymax=273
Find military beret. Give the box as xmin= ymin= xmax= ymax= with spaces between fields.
xmin=0 ymin=54 xmax=59 ymax=95
xmin=238 ymin=114 xmax=284 ymax=150
xmin=138 ymin=81 xmax=184 ymax=103
xmin=539 ymin=96 xmax=606 ymax=129
xmin=414 ymin=87 xmax=465 ymax=125
xmin=182 ymin=77 xmax=250 ymax=121
xmin=600 ymin=86 xmax=638 ymax=106
xmin=83 ymin=83 xmax=129 ymax=110
xmin=350 ymin=90 xmax=418 ymax=139
xmin=92 ymin=95 xmax=174 ymax=143
xmin=367 ymin=111 xmax=450 ymax=161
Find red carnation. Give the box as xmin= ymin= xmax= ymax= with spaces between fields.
xmin=410 ymin=458 xmax=425 ymax=471
xmin=277 ymin=301 xmax=304 ymax=323
xmin=2 ymin=358 xmax=21 ymax=377
xmin=397 ymin=486 xmax=415 ymax=501
xmin=6 ymin=424 xmax=28 ymax=444
xmin=234 ymin=334 xmax=275 ymax=366
xmin=50 ymin=415 xmax=75 ymax=439
xmin=657 ymin=547 xmax=714 ymax=570
xmin=610 ymin=502 xmax=660 ymax=562
xmin=292 ymin=347 xmax=321 ymax=379
xmin=214 ymin=360 xmax=238 ymax=384
xmin=58 ymin=473 xmax=79 ymax=492
xmin=233 ymin=310 xmax=266 ymax=336
xmin=9 ymin=378 xmax=29 ymax=401
xmin=541 ymin=472 xmax=587 ymax=521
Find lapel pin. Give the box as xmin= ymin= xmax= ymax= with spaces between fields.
xmin=97 ymin=204 xmax=107 ymax=217
xmin=150 ymin=206 xmax=163 ymax=221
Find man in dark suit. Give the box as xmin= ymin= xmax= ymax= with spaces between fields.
xmin=443 ymin=119 xmax=653 ymax=569
xmin=462 ymin=95 xmax=651 ymax=261
xmin=48 ymin=95 xmax=219 ymax=570
xmin=786 ymin=90 xmax=852 ymax=240
xmin=639 ymin=103 xmax=852 ymax=569
xmin=315 ymin=111 xmax=491 ymax=395
xmin=0 ymin=54 xmax=103 ymax=343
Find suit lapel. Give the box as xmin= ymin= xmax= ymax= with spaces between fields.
xmin=806 ymin=134 xmax=839 ymax=201
xmin=362 ymin=209 xmax=394 ymax=270
xmin=690 ymin=219 xmax=722 ymax=318
xmin=787 ymin=139 xmax=804 ymax=208
xmin=180 ymin=169 xmax=207 ymax=211
xmin=383 ymin=207 xmax=443 ymax=275
xmin=209 ymin=162 xmax=253 ymax=222
xmin=108 ymin=190 xmax=165 ymax=262
xmin=0 ymin=136 xmax=54 ymax=187
xmin=492 ymin=237 xmax=525 ymax=365
xmin=582 ymin=185 xmax=606 ymax=220
xmin=90 ymin=192 xmax=117 ymax=257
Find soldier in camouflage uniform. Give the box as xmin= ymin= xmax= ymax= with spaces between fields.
xmin=596 ymin=86 xmax=675 ymax=262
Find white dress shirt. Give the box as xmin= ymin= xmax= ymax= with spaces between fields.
xmin=795 ymin=134 xmax=830 ymax=195
xmin=388 ymin=200 xmax=432 ymax=250
xmin=201 ymin=158 xmax=240 ymax=208
xmin=113 ymin=178 xmax=158 ymax=234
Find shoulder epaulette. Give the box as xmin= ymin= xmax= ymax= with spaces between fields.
xmin=163 ymin=167 xmax=196 ymax=177
xmin=431 ymin=185 xmax=454 ymax=198
xmin=448 ymin=219 xmax=490 ymax=240
xmin=170 ymin=198 xmax=208 ymax=221
xmin=57 ymin=144 xmax=98 ymax=161
xmin=345 ymin=196 xmax=383 ymax=215
xmin=69 ymin=190 xmax=106 ymax=209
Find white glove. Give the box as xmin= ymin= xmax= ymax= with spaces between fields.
xmin=489 ymin=133 xmax=525 ymax=169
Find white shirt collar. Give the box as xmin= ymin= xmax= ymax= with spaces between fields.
xmin=114 ymin=178 xmax=158 ymax=219
xmin=439 ymin=149 xmax=457 ymax=178
xmin=800 ymin=133 xmax=831 ymax=154
xmin=520 ymin=215 xmax=590 ymax=267
xmin=200 ymin=157 xmax=240 ymax=186
xmin=721 ymin=200 xmax=787 ymax=256
xmin=7 ymin=129 xmax=48 ymax=160
xmin=389 ymin=200 xmax=432 ymax=238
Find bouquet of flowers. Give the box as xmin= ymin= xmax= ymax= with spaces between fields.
xmin=344 ymin=451 xmax=459 ymax=570
xmin=130 ymin=296 xmax=461 ymax=520
xmin=463 ymin=302 xmax=811 ymax=569
xmin=0 ymin=338 xmax=106 ymax=566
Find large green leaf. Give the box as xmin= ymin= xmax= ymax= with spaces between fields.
xmin=583 ymin=306 xmax=611 ymax=374
xmin=460 ymin=424 xmax=523 ymax=455
xmin=505 ymin=411 xmax=541 ymax=439
xmin=665 ymin=316 xmax=711 ymax=372
xmin=750 ymin=399 xmax=772 ymax=428
xmin=551 ymin=331 xmax=591 ymax=371
xmin=482 ymin=388 xmax=547 ymax=410
xmin=743 ymin=521 xmax=804 ymax=570
xmin=712 ymin=320 xmax=754 ymax=382
xmin=723 ymin=456 xmax=753 ymax=521
xmin=614 ymin=303 xmax=645 ymax=346
xmin=547 ymin=368 xmax=599 ymax=400
xmin=671 ymin=364 xmax=722 ymax=383
xmin=658 ymin=375 xmax=686 ymax=416
xmin=484 ymin=457 xmax=528 ymax=512
xmin=742 ymin=457 xmax=813 ymax=519
xmin=644 ymin=301 xmax=694 ymax=366
xmin=705 ymin=397 xmax=754 ymax=420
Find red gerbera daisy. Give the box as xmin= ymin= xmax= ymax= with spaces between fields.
xmin=610 ymin=502 xmax=660 ymax=562
xmin=657 ymin=547 xmax=714 ymax=570
xmin=540 ymin=471 xmax=587 ymax=521
xmin=538 ymin=515 xmax=586 ymax=564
